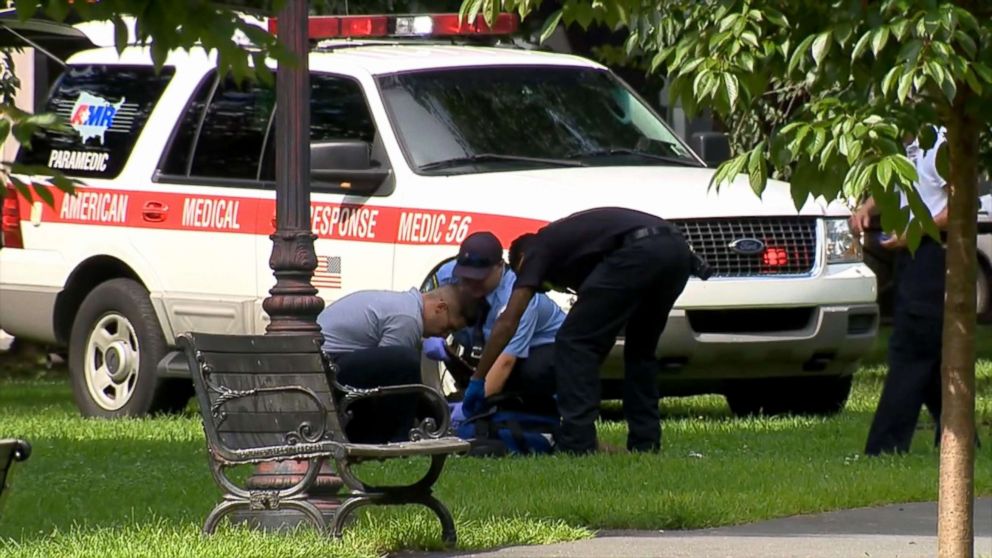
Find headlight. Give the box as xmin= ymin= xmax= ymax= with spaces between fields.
xmin=825 ymin=218 xmax=862 ymax=264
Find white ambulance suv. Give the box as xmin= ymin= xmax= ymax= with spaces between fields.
xmin=0 ymin=14 xmax=878 ymax=418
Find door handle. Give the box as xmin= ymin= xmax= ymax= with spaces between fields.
xmin=142 ymin=201 xmax=168 ymax=223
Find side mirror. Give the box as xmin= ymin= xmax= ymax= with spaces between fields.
xmin=310 ymin=140 xmax=390 ymax=194
xmin=689 ymin=132 xmax=731 ymax=168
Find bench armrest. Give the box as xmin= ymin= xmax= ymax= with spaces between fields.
xmin=335 ymin=381 xmax=452 ymax=440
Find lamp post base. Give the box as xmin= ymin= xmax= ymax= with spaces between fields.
xmin=229 ymin=460 xmax=344 ymax=532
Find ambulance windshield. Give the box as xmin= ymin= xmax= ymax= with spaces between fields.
xmin=378 ymin=65 xmax=701 ymax=174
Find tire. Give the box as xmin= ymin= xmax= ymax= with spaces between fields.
xmin=68 ymin=278 xmax=190 ymax=418
xmin=977 ymin=261 xmax=992 ymax=324
xmin=725 ymin=375 xmax=853 ymax=417
xmin=420 ymin=357 xmax=466 ymax=401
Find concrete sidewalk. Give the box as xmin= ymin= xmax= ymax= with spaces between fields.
xmin=403 ymin=498 xmax=991 ymax=558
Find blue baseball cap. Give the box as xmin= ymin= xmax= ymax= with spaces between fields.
xmin=453 ymin=232 xmax=503 ymax=280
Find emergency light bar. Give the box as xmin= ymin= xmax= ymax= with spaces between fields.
xmin=267 ymin=13 xmax=519 ymax=39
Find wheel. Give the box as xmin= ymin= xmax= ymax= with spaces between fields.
xmin=68 ymin=278 xmax=190 ymax=417
xmin=420 ymin=353 xmax=468 ymax=401
xmin=977 ymin=261 xmax=991 ymax=323
xmin=725 ymin=375 xmax=853 ymax=417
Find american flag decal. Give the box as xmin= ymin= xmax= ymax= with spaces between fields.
xmin=313 ymin=256 xmax=342 ymax=289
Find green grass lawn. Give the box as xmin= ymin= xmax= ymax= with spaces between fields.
xmin=1 ymin=328 xmax=990 ymax=557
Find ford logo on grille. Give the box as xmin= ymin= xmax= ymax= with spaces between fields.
xmin=729 ymin=238 xmax=766 ymax=255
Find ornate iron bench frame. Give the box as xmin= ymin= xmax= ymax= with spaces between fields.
xmin=0 ymin=439 xmax=31 ymax=520
xmin=178 ymin=332 xmax=469 ymax=545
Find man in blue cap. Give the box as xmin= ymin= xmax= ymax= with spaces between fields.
xmin=425 ymin=231 xmax=564 ymax=415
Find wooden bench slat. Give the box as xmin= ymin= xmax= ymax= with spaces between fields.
xmin=188 ymin=333 xmax=322 ymax=354
xmin=345 ymin=437 xmax=470 ymax=457
xmin=215 ymin=411 xmax=332 ymax=433
xmin=218 ymin=431 xmax=289 ymax=452
xmin=198 ymin=352 xmax=325 ymax=374
xmin=206 ymin=372 xmax=332 ymax=394
xmin=213 ymin=391 xmax=333 ymax=414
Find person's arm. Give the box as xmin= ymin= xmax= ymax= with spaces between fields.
xmin=850 ymin=196 xmax=876 ymax=235
xmin=483 ymin=296 xmax=539 ymax=395
xmin=485 ymin=353 xmax=517 ymax=396
xmin=472 ymin=287 xmax=534 ymax=379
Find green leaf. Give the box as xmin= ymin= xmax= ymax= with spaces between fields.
xmin=740 ymin=31 xmax=760 ymax=49
xmin=790 ymin=176 xmax=811 ymax=211
xmin=897 ymin=70 xmax=914 ymax=103
xmin=847 ymin=140 xmax=863 ymax=165
xmin=710 ymin=153 xmax=748 ymax=191
xmin=113 ymin=17 xmax=129 ymax=55
xmin=32 ymin=183 xmax=54 ymax=207
xmin=14 ymin=0 xmax=37 ymax=20
xmin=890 ymin=155 xmax=918 ymax=185
xmin=747 ymin=144 xmax=767 ymax=197
xmin=460 ymin=0 xmax=483 ymax=27
xmin=881 ymin=65 xmax=901 ymax=95
xmin=851 ymin=32 xmax=872 ymax=61
xmin=935 ymin=141 xmax=950 ymax=183
xmin=811 ymin=31 xmax=832 ymax=67
xmin=876 ymin=159 xmax=893 ymax=187
xmin=964 ymin=68 xmax=983 ymax=95
xmin=770 ymin=133 xmax=792 ymax=168
xmin=954 ymin=7 xmax=979 ymax=33
xmin=43 ymin=0 xmax=70 ymax=22
xmin=953 ymin=30 xmax=977 ymax=58
xmin=891 ymin=19 xmax=910 ymax=40
xmin=939 ymin=75 xmax=957 ymax=103
xmin=821 ymin=139 xmax=836 ymax=164
xmin=0 ymin=119 xmax=9 ymax=144
xmin=9 ymin=175 xmax=32 ymax=204
xmin=48 ymin=174 xmax=78 ymax=197
xmin=724 ymin=73 xmax=739 ymax=108
xmin=765 ymin=9 xmax=788 ymax=28
xmin=788 ymin=35 xmax=815 ymax=74
xmin=11 ymin=122 xmax=33 ymax=148
xmin=811 ymin=128 xmax=826 ymax=154
xmin=871 ymin=27 xmax=890 ymax=56
xmin=974 ymin=63 xmax=992 ymax=85
xmin=718 ymin=13 xmax=739 ymax=33
xmin=896 ymin=38 xmax=923 ymax=64
xmin=790 ymin=124 xmax=810 ymax=154
xmin=918 ymin=126 xmax=937 ymax=150
xmin=538 ymin=9 xmax=563 ymax=44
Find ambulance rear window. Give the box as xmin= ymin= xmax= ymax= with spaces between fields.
xmin=16 ymin=65 xmax=174 ymax=179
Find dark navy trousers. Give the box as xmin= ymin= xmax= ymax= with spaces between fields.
xmin=864 ymin=238 xmax=944 ymax=455
xmin=553 ymin=233 xmax=692 ymax=454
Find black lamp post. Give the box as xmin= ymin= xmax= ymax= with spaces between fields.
xmin=244 ymin=0 xmax=342 ymax=529
xmin=262 ymin=0 xmax=323 ymax=333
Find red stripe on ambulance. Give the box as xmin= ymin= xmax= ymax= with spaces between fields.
xmin=18 ymin=185 xmax=548 ymax=246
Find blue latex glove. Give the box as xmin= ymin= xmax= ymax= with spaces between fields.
xmin=461 ymin=379 xmax=486 ymax=417
xmin=423 ymin=337 xmax=449 ymax=362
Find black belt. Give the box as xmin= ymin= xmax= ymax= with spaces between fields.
xmin=623 ymin=225 xmax=673 ymax=245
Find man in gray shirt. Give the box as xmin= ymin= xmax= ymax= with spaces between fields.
xmin=317 ymin=285 xmax=471 ymax=443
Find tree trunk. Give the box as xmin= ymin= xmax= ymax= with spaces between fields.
xmin=938 ymin=87 xmax=978 ymax=558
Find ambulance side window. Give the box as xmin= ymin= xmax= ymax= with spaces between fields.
xmin=158 ymin=72 xmax=216 ymax=177
xmin=188 ymin=75 xmax=275 ymax=181
xmin=258 ymin=73 xmax=376 ymax=182
xmin=17 ymin=65 xmax=174 ymax=178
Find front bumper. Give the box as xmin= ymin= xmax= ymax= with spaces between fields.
xmin=602 ymin=303 xmax=879 ymax=383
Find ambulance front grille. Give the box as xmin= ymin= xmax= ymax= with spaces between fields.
xmin=671 ymin=217 xmax=818 ymax=277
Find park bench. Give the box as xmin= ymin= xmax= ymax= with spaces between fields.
xmin=0 ymin=439 xmax=31 ymax=519
xmin=177 ymin=332 xmax=470 ymax=544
